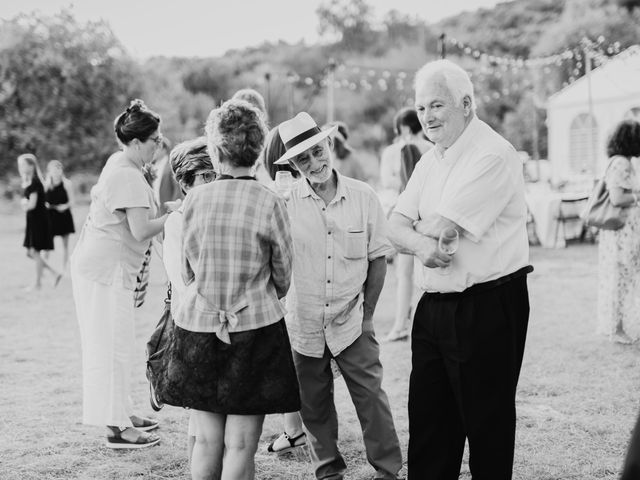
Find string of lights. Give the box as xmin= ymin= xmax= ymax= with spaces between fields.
xmin=259 ymin=37 xmax=635 ymax=101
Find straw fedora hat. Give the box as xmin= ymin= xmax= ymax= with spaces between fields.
xmin=274 ymin=112 xmax=337 ymax=165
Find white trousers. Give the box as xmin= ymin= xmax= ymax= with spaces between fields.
xmin=71 ymin=263 xmax=135 ymax=427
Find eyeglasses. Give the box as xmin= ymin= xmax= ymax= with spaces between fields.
xmin=150 ymin=135 xmax=164 ymax=146
xmin=195 ymin=170 xmax=216 ymax=182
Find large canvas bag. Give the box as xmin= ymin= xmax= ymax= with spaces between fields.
xmin=581 ymin=158 xmax=628 ymax=231
xmin=145 ymin=284 xmax=173 ymax=411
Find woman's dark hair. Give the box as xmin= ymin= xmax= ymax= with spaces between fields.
xmin=205 ymin=99 xmax=268 ymax=168
xmin=262 ymin=127 xmax=299 ymax=181
xmin=114 ymin=99 xmax=161 ymax=145
xmin=394 ymin=107 xmax=422 ymax=136
xmin=607 ymin=120 xmax=640 ymax=158
xmin=170 ymin=137 xmax=213 ymax=189
xmin=324 ymin=121 xmax=352 ymax=160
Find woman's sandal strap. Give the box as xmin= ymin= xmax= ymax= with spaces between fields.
xmin=284 ymin=431 xmax=306 ymax=446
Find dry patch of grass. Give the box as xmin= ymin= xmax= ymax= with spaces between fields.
xmin=1 ymin=206 xmax=638 ymax=479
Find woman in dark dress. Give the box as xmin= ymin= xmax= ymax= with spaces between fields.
xmin=45 ymin=160 xmax=75 ymax=268
xmin=17 ymin=154 xmax=62 ymax=291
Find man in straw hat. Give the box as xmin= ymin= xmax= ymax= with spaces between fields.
xmin=274 ymin=112 xmax=402 ymax=480
xmin=387 ymin=59 xmax=532 ymax=479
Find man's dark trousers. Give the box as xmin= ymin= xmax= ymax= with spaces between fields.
xmin=407 ymin=272 xmax=530 ymax=480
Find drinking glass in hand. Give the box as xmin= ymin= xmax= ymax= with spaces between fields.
xmin=438 ymin=227 xmax=459 ymax=275
xmin=274 ymin=171 xmax=294 ymax=200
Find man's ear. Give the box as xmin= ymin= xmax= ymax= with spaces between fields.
xmin=462 ymin=95 xmax=472 ymax=115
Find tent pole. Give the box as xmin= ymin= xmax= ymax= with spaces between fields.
xmin=584 ymin=44 xmax=596 ymax=173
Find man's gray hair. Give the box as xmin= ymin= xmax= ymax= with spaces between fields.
xmin=414 ymin=60 xmax=476 ymax=112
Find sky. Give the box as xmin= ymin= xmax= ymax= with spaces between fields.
xmin=0 ymin=0 xmax=503 ymax=58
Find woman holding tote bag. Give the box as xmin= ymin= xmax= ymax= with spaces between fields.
xmin=596 ymin=119 xmax=640 ymax=343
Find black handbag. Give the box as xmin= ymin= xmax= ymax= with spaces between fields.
xmin=145 ymin=283 xmax=173 ymax=411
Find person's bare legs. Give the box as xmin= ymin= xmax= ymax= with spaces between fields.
xmin=191 ymin=410 xmax=225 ymax=480
xmin=284 ymin=412 xmax=304 ymax=437
xmin=25 ymin=248 xmax=59 ymax=290
xmin=61 ymin=234 xmax=70 ymax=269
xmin=188 ymin=411 xmax=197 ymax=467
xmin=33 ymin=249 xmax=45 ymax=290
xmin=222 ymin=414 xmax=264 ymax=480
xmin=385 ymin=252 xmax=414 ymax=341
xmin=37 ymin=251 xmax=63 ymax=286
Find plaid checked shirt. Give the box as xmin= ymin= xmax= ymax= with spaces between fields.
xmin=176 ymin=176 xmax=293 ymax=342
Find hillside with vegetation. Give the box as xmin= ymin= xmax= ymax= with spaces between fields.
xmin=1 ymin=0 xmax=639 ymax=182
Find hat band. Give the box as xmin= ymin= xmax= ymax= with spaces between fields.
xmin=285 ymin=126 xmax=322 ymax=150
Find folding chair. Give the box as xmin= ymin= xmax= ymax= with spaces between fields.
xmin=553 ymin=196 xmax=589 ymax=247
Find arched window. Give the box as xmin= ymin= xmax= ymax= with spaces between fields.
xmin=624 ymin=107 xmax=640 ymax=121
xmin=569 ymin=113 xmax=598 ymax=174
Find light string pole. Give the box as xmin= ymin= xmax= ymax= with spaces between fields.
xmin=264 ymin=71 xmax=272 ymax=120
xmin=286 ymin=71 xmax=298 ymax=118
xmin=438 ymin=33 xmax=447 ymax=59
xmin=582 ymin=37 xmax=597 ymax=171
xmin=327 ymin=58 xmax=337 ymax=124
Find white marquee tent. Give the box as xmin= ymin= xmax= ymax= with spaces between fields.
xmin=546 ymin=46 xmax=640 ymax=182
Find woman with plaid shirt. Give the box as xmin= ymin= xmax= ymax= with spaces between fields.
xmin=166 ymin=99 xmax=300 ymax=480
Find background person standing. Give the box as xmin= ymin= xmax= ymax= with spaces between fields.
xmin=45 ymin=159 xmax=76 ymax=269
xmin=17 ymin=153 xmax=62 ymax=290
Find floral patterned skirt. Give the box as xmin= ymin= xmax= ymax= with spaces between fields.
xmin=158 ymin=319 xmax=301 ymax=415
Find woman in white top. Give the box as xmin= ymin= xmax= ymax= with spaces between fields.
xmin=380 ymin=107 xmax=432 ymax=342
xmin=160 ymin=137 xmax=215 ymax=460
xmin=71 ymin=99 xmax=171 ymax=449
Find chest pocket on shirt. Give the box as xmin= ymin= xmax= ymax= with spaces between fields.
xmin=344 ymin=229 xmax=367 ymax=260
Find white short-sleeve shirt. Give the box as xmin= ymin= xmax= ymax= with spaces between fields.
xmin=394 ymin=117 xmax=529 ymax=293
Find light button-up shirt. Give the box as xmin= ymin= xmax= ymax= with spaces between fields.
xmin=286 ymin=172 xmax=393 ymax=358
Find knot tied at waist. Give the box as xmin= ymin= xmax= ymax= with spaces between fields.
xmin=217 ymin=309 xmax=241 ymax=344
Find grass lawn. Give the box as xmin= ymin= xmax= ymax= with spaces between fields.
xmin=1 ymin=204 xmax=638 ymax=479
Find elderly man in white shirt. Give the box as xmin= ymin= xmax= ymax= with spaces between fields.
xmin=274 ymin=112 xmax=403 ymax=480
xmin=387 ymin=60 xmax=532 ymax=480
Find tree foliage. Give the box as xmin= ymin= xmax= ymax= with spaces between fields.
xmin=0 ymin=9 xmax=142 ymax=176
xmin=316 ymin=0 xmax=377 ymax=52
xmin=2 ymin=0 xmax=639 ymax=180
xmin=616 ymin=0 xmax=640 ymax=12
xmin=438 ymin=0 xmax=565 ymax=58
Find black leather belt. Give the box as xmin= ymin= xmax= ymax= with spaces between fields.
xmin=427 ymin=265 xmax=534 ymax=299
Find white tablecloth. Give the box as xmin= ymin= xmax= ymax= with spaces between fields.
xmin=526 ymin=190 xmax=589 ymax=248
